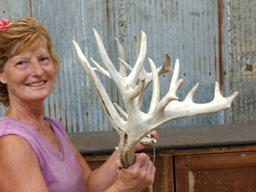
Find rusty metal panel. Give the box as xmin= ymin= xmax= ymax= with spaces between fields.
xmin=30 ymin=0 xmax=228 ymax=132
xmin=224 ymin=0 xmax=256 ymax=124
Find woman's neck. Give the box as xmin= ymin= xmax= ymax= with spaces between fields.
xmin=5 ymin=101 xmax=46 ymax=131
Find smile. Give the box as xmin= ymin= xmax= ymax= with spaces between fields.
xmin=26 ymin=80 xmax=47 ymax=87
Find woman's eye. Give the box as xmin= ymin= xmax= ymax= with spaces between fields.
xmin=15 ymin=61 xmax=28 ymax=66
xmin=39 ymin=57 xmax=50 ymax=64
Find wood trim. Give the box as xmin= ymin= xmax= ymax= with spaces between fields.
xmin=70 ymin=122 xmax=256 ymax=156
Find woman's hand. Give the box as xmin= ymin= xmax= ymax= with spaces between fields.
xmin=111 ymin=153 xmax=156 ymax=192
xmin=135 ymin=130 xmax=159 ymax=152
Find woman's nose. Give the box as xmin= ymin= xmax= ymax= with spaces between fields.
xmin=31 ymin=58 xmax=44 ymax=76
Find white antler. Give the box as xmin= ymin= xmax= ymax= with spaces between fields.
xmin=73 ymin=29 xmax=239 ymax=168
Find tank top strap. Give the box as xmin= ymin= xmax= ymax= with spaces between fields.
xmin=45 ymin=117 xmax=70 ymax=142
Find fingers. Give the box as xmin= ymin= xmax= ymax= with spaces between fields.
xmin=150 ymin=130 xmax=159 ymax=139
xmin=129 ymin=153 xmax=156 ymax=184
xmin=135 ymin=130 xmax=159 ymax=151
xmin=142 ymin=154 xmax=156 ymax=185
xmin=147 ymin=159 xmax=156 ymax=184
xmin=114 ymin=153 xmax=156 ymax=191
xmin=134 ymin=152 xmax=149 ymax=168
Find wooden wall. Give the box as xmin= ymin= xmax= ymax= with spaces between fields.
xmin=0 ymin=0 xmax=255 ymax=132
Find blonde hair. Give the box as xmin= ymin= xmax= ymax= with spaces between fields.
xmin=0 ymin=17 xmax=59 ymax=106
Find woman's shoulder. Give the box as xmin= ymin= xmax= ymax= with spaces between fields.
xmin=0 ymin=116 xmax=22 ymax=134
xmin=0 ymin=133 xmax=37 ymax=169
xmin=0 ymin=116 xmax=43 ymax=154
xmin=0 ymin=116 xmax=33 ymax=136
xmin=0 ymin=116 xmax=12 ymax=129
xmin=0 ymin=115 xmax=39 ymax=174
xmin=0 ymin=134 xmax=47 ymax=191
xmin=0 ymin=134 xmax=33 ymax=155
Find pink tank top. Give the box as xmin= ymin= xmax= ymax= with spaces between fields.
xmin=0 ymin=116 xmax=85 ymax=192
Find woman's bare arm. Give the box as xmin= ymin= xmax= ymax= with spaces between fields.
xmin=71 ymin=143 xmax=119 ymax=191
xmin=72 ymin=144 xmax=156 ymax=192
xmin=0 ymin=135 xmax=48 ymax=192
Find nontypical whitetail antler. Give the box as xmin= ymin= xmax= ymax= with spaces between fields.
xmin=73 ymin=29 xmax=239 ymax=168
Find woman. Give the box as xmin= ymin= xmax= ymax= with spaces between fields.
xmin=0 ymin=17 xmax=156 ymax=192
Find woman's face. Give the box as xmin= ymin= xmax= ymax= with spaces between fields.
xmin=0 ymin=41 xmax=56 ymax=105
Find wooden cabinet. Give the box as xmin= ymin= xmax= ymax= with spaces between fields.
xmin=86 ymin=145 xmax=256 ymax=192
xmin=73 ymin=123 xmax=256 ymax=191
xmin=150 ymin=156 xmax=174 ymax=192
xmin=175 ymin=151 xmax=256 ymax=192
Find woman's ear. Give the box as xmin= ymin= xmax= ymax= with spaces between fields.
xmin=0 ymin=72 xmax=7 ymax=84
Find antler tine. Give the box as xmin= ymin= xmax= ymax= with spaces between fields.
xmin=148 ymin=58 xmax=160 ymax=113
xmin=213 ymin=82 xmax=239 ymax=109
xmin=127 ymin=31 xmax=147 ymax=87
xmin=127 ymin=80 xmax=145 ymax=100
xmin=133 ymin=33 xmax=141 ymax=57
xmin=158 ymin=53 xmax=172 ymax=75
xmin=114 ymin=37 xmax=127 ymax=77
xmin=118 ymin=58 xmax=132 ymax=72
xmin=226 ymin=90 xmax=239 ymax=104
xmin=169 ymin=58 xmax=181 ymax=91
xmin=184 ymin=83 xmax=199 ymax=101
xmin=92 ymin=29 xmax=123 ymax=91
xmin=90 ymin=57 xmax=111 ymax=78
xmin=73 ymin=40 xmax=126 ymax=132
xmin=114 ymin=103 xmax=128 ymax=120
xmin=153 ymin=58 xmax=183 ymax=112
xmin=156 ymin=79 xmax=182 ymax=113
xmin=134 ymin=54 xmax=172 ymax=108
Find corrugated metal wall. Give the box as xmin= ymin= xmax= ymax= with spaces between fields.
xmin=226 ymin=0 xmax=256 ymax=123
xmin=0 ymin=0 xmax=255 ymax=132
